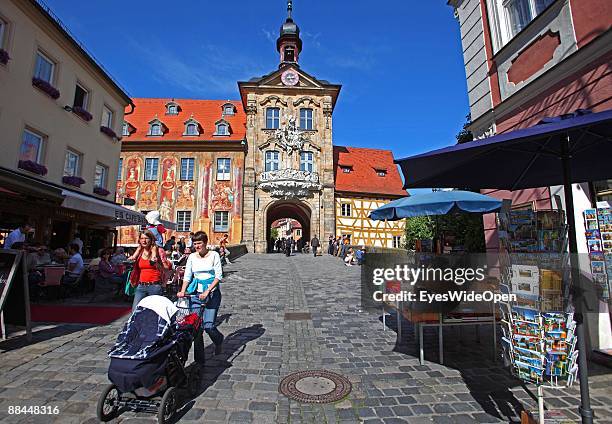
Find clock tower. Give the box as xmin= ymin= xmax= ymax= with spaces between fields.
xmin=238 ymin=1 xmax=341 ymax=253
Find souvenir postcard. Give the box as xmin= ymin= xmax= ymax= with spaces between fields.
xmin=584 ymin=209 xmax=597 ymax=220
xmin=591 ymin=261 xmax=605 ymax=274
xmin=586 ymin=220 xmax=600 ymax=230
xmin=588 ymin=239 xmax=603 ymax=252
xmin=585 ymin=229 xmax=601 ymax=239
xmin=590 ymin=251 xmax=605 ymax=261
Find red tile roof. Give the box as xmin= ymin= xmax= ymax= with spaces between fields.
xmin=333 ymin=146 xmax=407 ymax=197
xmin=123 ymin=98 xmax=246 ymax=142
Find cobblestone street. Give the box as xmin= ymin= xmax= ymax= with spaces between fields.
xmin=1 ymin=253 xmax=611 ymax=423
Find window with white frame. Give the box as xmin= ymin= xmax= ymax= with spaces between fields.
xmin=216 ymin=158 xmax=231 ymax=181
xmin=223 ymin=104 xmax=235 ymax=116
xmin=341 ymin=166 xmax=352 ymax=174
xmin=122 ymin=122 xmax=130 ymax=136
xmin=265 ymin=151 xmax=280 ymax=172
xmin=149 ymin=122 xmax=163 ymax=136
xmin=117 ymin=158 xmax=123 ymax=180
xmin=102 ymin=106 xmax=113 ymax=128
xmin=63 ymin=149 xmax=81 ymax=177
xmin=73 ymin=83 xmax=89 ymax=110
xmin=33 ymin=51 xmax=55 ymax=83
xmin=392 ymin=236 xmax=403 ymax=249
xmin=341 ymin=203 xmax=351 ymax=217
xmin=177 ymin=211 xmax=192 ymax=232
xmin=214 ymin=211 xmax=229 ymax=232
xmin=166 ymin=103 xmax=179 ymax=115
xmin=216 ymin=123 xmax=228 ymax=135
xmin=94 ymin=163 xmax=108 ymax=188
xmin=299 ymin=108 xmax=314 ymax=130
xmin=488 ymin=0 xmax=555 ymax=49
xmin=185 ymin=123 xmax=198 ymax=136
xmin=19 ymin=129 xmax=45 ymax=164
xmin=376 ymin=169 xmax=387 ymax=177
xmin=266 ymin=107 xmax=280 ymax=129
xmin=144 ymin=158 xmax=159 ymax=180
xmin=300 ymin=151 xmax=314 ymax=173
xmin=180 ymin=158 xmax=195 ymax=181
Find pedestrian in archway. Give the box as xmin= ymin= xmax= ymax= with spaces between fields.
xmin=311 ymin=235 xmax=320 ymax=257
xmin=285 ymin=237 xmax=292 ymax=257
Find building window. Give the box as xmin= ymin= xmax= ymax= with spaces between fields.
xmin=0 ymin=18 xmax=7 ymax=50
xmin=34 ymin=51 xmax=55 ymax=83
xmin=73 ymin=83 xmax=89 ymax=110
xmin=392 ymin=235 xmax=402 ymax=249
xmin=177 ymin=211 xmax=192 ymax=232
xmin=295 ymin=229 xmax=301 ymax=237
xmin=300 ymin=151 xmax=314 ymax=173
xmin=299 ymin=108 xmax=313 ymax=130
xmin=64 ymin=149 xmax=81 ymax=177
xmin=341 ymin=166 xmax=352 ymax=173
xmin=376 ymin=169 xmax=387 ymax=177
xmin=490 ymin=0 xmax=555 ymax=49
xmin=266 ymin=107 xmax=280 ymax=129
xmin=144 ymin=158 xmax=159 ymax=180
xmin=102 ymin=106 xmax=113 ymax=128
xmin=265 ymin=151 xmax=280 ymax=172
xmin=216 ymin=158 xmax=231 ymax=181
xmin=180 ymin=158 xmax=195 ymax=181
xmin=341 ymin=203 xmax=351 ymax=217
xmin=19 ymin=129 xmax=44 ymax=164
xmin=149 ymin=122 xmax=163 ymax=136
xmin=117 ymin=158 xmax=123 ymax=180
xmin=214 ymin=211 xmax=230 ymax=232
xmin=122 ymin=122 xmax=130 ymax=136
xmin=185 ymin=123 xmax=198 ymax=136
xmin=94 ymin=163 xmax=108 ymax=188
xmin=223 ymin=104 xmax=235 ymax=116
xmin=166 ymin=102 xmax=179 ymax=115
xmin=216 ymin=123 xmax=228 ymax=135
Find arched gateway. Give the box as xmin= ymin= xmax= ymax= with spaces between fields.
xmin=266 ymin=200 xmax=311 ymax=252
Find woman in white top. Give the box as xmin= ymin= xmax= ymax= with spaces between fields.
xmin=177 ymin=231 xmax=224 ymax=364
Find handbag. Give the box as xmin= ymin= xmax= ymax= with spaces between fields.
xmin=124 ymin=269 xmax=136 ymax=296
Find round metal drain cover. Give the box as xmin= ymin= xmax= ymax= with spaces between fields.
xmin=279 ymin=370 xmax=352 ymax=403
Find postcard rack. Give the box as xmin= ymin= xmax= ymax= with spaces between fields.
xmin=583 ymin=207 xmax=612 ymax=300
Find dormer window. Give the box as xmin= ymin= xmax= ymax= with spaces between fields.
xmin=340 ymin=166 xmax=352 ymax=174
xmin=165 ymin=101 xmax=180 ymax=115
xmin=122 ymin=121 xmax=131 ymax=137
xmin=147 ymin=118 xmax=165 ymax=136
xmin=375 ymin=168 xmax=387 ymax=177
xmin=222 ymin=103 xmax=235 ymax=116
xmin=183 ymin=116 xmax=201 ymax=136
xmin=214 ymin=119 xmax=231 ymax=136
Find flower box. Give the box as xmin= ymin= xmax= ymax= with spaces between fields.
xmin=72 ymin=106 xmax=93 ymax=122
xmin=32 ymin=77 xmax=60 ymax=99
xmin=0 ymin=49 xmax=10 ymax=65
xmin=100 ymin=126 xmax=117 ymax=139
xmin=62 ymin=175 xmax=85 ymax=187
xmin=93 ymin=187 xmax=110 ymax=196
xmin=18 ymin=160 xmax=48 ymax=176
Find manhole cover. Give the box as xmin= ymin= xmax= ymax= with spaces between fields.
xmin=279 ymin=370 xmax=352 ymax=403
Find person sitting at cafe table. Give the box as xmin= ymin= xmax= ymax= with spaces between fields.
xmin=98 ymin=248 xmax=124 ymax=289
xmin=34 ymin=245 xmax=52 ymax=266
xmin=52 ymin=248 xmax=69 ymax=264
xmin=111 ymin=247 xmax=127 ymax=266
xmin=62 ymin=243 xmax=84 ymax=285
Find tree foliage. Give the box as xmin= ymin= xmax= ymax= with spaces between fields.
xmin=404 ymin=216 xmax=435 ymax=250
xmin=456 ymin=113 xmax=474 ymax=144
xmin=270 ymin=228 xmax=279 ymax=240
xmin=404 ymin=212 xmax=486 ymax=252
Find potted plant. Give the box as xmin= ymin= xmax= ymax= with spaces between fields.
xmin=0 ymin=49 xmax=10 ymax=66
xmin=100 ymin=126 xmax=117 ymax=139
xmin=62 ymin=175 xmax=85 ymax=187
xmin=72 ymin=106 xmax=93 ymax=122
xmin=32 ymin=77 xmax=60 ymax=99
xmin=18 ymin=160 xmax=48 ymax=176
xmin=93 ymin=187 xmax=110 ymax=196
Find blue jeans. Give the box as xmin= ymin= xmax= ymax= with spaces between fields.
xmin=132 ymin=283 xmax=162 ymax=311
xmin=190 ymin=292 xmax=224 ymax=363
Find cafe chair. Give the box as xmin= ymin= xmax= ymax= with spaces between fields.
xmin=38 ymin=266 xmax=65 ymax=300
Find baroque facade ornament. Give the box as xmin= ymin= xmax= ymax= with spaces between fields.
xmin=258 ymin=169 xmax=321 ymax=199
xmin=274 ymin=115 xmax=309 ymax=154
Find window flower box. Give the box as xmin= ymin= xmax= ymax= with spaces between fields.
xmin=18 ymin=160 xmax=48 ymax=176
xmin=0 ymin=49 xmax=10 ymax=65
xmin=93 ymin=186 xmax=110 ymax=196
xmin=72 ymin=106 xmax=93 ymax=122
xmin=32 ymin=77 xmax=60 ymax=99
xmin=62 ymin=175 xmax=85 ymax=187
xmin=100 ymin=126 xmax=117 ymax=139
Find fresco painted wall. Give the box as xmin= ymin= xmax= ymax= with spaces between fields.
xmin=116 ymin=151 xmax=244 ymax=246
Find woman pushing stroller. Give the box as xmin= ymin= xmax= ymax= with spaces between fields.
xmin=177 ymin=231 xmax=224 ymax=364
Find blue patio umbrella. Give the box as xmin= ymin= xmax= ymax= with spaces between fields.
xmin=394 ymin=109 xmax=612 ymax=424
xmin=369 ymin=190 xmax=502 ymax=221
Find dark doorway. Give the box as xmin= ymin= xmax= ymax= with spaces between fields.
xmin=50 ymin=220 xmax=71 ymax=250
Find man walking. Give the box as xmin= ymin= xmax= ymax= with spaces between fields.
xmin=285 ymin=237 xmax=292 ymax=257
xmin=3 ymin=223 xmax=31 ymax=250
xmin=311 ymin=235 xmax=320 ymax=257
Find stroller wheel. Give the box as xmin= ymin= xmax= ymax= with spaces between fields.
xmin=158 ymin=386 xmax=177 ymax=424
xmin=97 ymin=384 xmax=120 ymax=422
xmin=188 ymin=368 xmax=202 ymax=397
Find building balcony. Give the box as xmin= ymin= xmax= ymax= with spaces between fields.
xmin=258 ymin=169 xmax=321 ymax=199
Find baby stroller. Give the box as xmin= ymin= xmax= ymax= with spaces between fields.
xmin=97 ymin=295 xmax=206 ymax=423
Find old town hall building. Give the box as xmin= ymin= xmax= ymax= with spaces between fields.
xmin=117 ymin=2 xmax=406 ymax=252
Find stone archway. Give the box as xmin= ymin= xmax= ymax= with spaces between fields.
xmin=266 ymin=200 xmax=312 ymax=253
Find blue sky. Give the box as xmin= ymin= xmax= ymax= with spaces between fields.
xmin=45 ymin=0 xmax=469 ymax=163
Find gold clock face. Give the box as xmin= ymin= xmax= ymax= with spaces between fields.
xmin=281 ymin=70 xmax=299 ymax=86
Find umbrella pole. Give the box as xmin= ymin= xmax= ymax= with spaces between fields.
xmin=562 ymin=137 xmax=593 ymax=424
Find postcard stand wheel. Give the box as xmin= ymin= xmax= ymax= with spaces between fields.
xmin=96 ymin=384 xmax=120 ymax=422
xmin=158 ymin=386 xmax=177 ymax=424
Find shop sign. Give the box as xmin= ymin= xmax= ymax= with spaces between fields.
xmin=115 ymin=210 xmax=146 ymax=225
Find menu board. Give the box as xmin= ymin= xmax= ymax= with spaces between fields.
xmin=0 ymin=250 xmax=30 ymax=339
